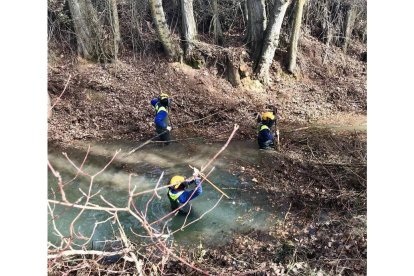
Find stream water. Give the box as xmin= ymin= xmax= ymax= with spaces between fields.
xmin=48 ymin=139 xmax=280 ymax=249
xmin=48 ymin=121 xmax=366 ymax=249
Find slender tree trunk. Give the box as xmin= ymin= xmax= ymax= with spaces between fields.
xmin=287 ymin=0 xmax=306 ymax=73
xmin=341 ymin=3 xmax=357 ymax=54
xmin=67 ymin=0 xmax=119 ymax=62
xmin=67 ymin=0 xmax=101 ymax=60
xmin=322 ymin=0 xmax=332 ymax=45
xmin=255 ymin=0 xmax=291 ymax=84
xmin=242 ymin=0 xmax=249 ymax=23
xmin=109 ymin=0 xmax=121 ymax=60
xmin=149 ymin=0 xmax=181 ymax=60
xmin=211 ymin=0 xmax=224 ymax=45
xmin=242 ymin=0 xmax=249 ymax=41
xmin=180 ymin=0 xmax=197 ymax=58
xmin=246 ymin=0 xmax=267 ymax=61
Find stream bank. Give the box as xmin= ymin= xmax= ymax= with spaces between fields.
xmin=48 ymin=125 xmax=366 ymax=275
xmin=48 ymin=34 xmax=366 ymax=274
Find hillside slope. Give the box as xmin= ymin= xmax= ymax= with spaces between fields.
xmin=48 ymin=34 xmax=366 ymax=145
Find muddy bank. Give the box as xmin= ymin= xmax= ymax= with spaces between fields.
xmin=48 ymin=35 xmax=366 ymax=146
xmin=190 ymin=129 xmax=367 ymax=275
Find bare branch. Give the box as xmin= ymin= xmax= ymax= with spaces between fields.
xmin=49 ymin=74 xmax=72 ymax=111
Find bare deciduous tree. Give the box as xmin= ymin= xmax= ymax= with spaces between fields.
xmin=210 ymin=0 xmax=224 ymax=45
xmin=67 ymin=0 xmax=120 ymax=62
xmin=181 ymin=0 xmax=197 ymax=58
xmin=255 ymin=0 xmax=292 ymax=84
xmin=149 ymin=0 xmax=182 ymax=60
xmin=341 ymin=1 xmax=357 ymax=53
xmin=287 ymin=0 xmax=306 ymax=73
xmin=246 ymin=0 xmax=267 ymax=60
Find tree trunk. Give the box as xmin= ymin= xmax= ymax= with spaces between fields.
xmin=211 ymin=0 xmax=224 ymax=45
xmin=255 ymin=0 xmax=291 ymax=84
xmin=341 ymin=3 xmax=357 ymax=54
xmin=109 ymin=0 xmax=121 ymax=60
xmin=242 ymin=0 xmax=249 ymax=24
xmin=226 ymin=55 xmax=241 ymax=87
xmin=67 ymin=0 xmax=119 ymax=62
xmin=287 ymin=0 xmax=306 ymax=73
xmin=149 ymin=0 xmax=181 ymax=60
xmin=242 ymin=0 xmax=249 ymax=41
xmin=180 ymin=0 xmax=197 ymax=58
xmin=322 ymin=0 xmax=333 ymax=45
xmin=246 ymin=0 xmax=267 ymax=61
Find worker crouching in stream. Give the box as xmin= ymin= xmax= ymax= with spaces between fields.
xmin=257 ymin=111 xmax=278 ymax=150
xmin=167 ymin=168 xmax=202 ymax=214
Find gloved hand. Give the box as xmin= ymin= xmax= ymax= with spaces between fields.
xmin=166 ymin=126 xmax=172 ymax=131
xmin=192 ymin=167 xmax=200 ymax=177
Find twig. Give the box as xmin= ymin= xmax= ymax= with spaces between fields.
xmin=49 ymin=74 xmax=72 ymax=111
xmin=171 ymin=195 xmax=224 ymax=234
xmin=126 ymin=130 xmax=168 ymax=156
xmin=283 ymin=126 xmax=310 ymax=133
xmin=176 ymin=110 xmax=223 ymax=127
xmin=63 ymin=145 xmax=91 ymax=186
xmin=282 ymin=202 xmax=292 ymax=229
xmin=200 ymin=124 xmax=239 ymax=172
xmin=48 ymin=248 xmax=131 ymax=259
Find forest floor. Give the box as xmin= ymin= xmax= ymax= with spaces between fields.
xmin=48 ymin=34 xmax=366 ymax=275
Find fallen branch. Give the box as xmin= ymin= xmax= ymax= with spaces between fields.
xmin=49 ymin=74 xmax=71 ymax=111
xmin=126 ymin=130 xmax=169 ymax=156
xmin=176 ymin=110 xmax=223 ymax=127
xmin=48 ymin=248 xmax=131 ymax=259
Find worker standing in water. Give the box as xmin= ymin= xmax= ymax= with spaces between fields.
xmin=167 ymin=168 xmax=202 ymax=214
xmin=257 ymin=111 xmax=279 ymax=150
xmin=150 ymin=93 xmax=172 ymax=144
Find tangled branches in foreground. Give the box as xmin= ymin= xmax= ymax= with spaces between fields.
xmin=48 ymin=126 xmax=239 ymax=275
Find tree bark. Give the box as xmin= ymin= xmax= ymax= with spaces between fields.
xmin=341 ymin=3 xmax=357 ymax=54
xmin=181 ymin=0 xmax=197 ymax=58
xmin=255 ymin=0 xmax=291 ymax=84
xmin=149 ymin=0 xmax=181 ymax=60
xmin=246 ymin=0 xmax=267 ymax=61
xmin=211 ymin=0 xmax=224 ymax=45
xmin=109 ymin=0 xmax=121 ymax=60
xmin=287 ymin=0 xmax=306 ymax=73
xmin=67 ymin=0 xmax=119 ymax=62
xmin=226 ymin=56 xmax=241 ymax=87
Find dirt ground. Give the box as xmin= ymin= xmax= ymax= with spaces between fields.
xmin=48 ymin=34 xmax=367 ymax=275
xmin=48 ymin=34 xmax=366 ymax=145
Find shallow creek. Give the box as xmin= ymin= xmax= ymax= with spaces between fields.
xmin=48 ymin=139 xmax=281 ymax=249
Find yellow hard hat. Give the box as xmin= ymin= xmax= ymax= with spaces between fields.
xmin=261 ymin=111 xmax=275 ymax=121
xmin=159 ymin=93 xmax=169 ymax=100
xmin=169 ymin=175 xmax=185 ymax=189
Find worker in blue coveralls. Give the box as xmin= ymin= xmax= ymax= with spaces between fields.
xmin=167 ymin=168 xmax=202 ymax=214
xmin=150 ymin=93 xmax=172 ymax=144
xmin=257 ymin=111 xmax=277 ymax=150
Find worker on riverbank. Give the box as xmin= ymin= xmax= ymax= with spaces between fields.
xmin=150 ymin=93 xmax=172 ymax=144
xmin=167 ymin=168 xmax=202 ymax=214
xmin=257 ymin=111 xmax=278 ymax=150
